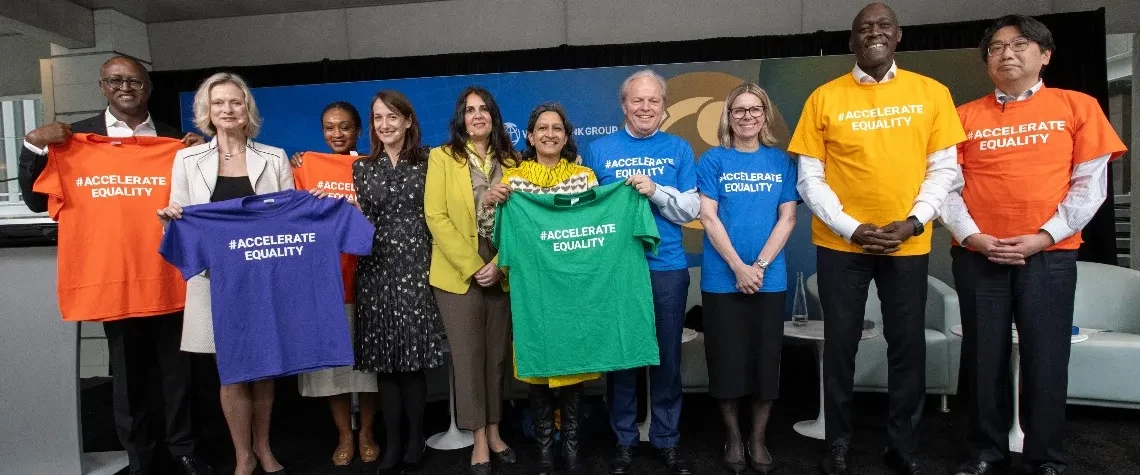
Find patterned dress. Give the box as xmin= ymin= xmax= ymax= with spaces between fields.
xmin=353 ymin=151 xmax=445 ymax=373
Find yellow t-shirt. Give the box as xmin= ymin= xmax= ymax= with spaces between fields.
xmin=787 ymin=69 xmax=966 ymax=255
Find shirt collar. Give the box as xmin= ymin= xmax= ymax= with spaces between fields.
xmin=994 ymin=80 xmax=1044 ymax=104
xmin=104 ymin=108 xmax=155 ymax=132
xmin=852 ymin=61 xmax=898 ymax=84
xmin=624 ymin=124 xmax=658 ymax=139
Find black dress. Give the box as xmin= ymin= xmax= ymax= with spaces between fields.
xmin=352 ymin=151 xmax=445 ymax=373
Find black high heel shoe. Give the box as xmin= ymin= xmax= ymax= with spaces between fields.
xmin=491 ymin=446 xmax=517 ymax=464
xmin=469 ymin=461 xmax=491 ymax=475
xmin=401 ymin=438 xmax=428 ymax=472
xmin=722 ymin=443 xmax=746 ymax=474
xmin=747 ymin=444 xmax=775 ymax=474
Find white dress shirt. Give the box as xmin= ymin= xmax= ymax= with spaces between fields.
xmin=23 ymin=108 xmax=157 ymax=155
xmin=796 ymin=62 xmax=960 ymax=241
xmin=939 ymin=80 xmax=1112 ymax=244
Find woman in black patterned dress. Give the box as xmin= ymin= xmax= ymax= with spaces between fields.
xmin=352 ymin=89 xmax=445 ymax=472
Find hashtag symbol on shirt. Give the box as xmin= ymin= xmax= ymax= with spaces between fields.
xmin=604 ymin=160 xmax=612 ymax=169
xmin=228 ymin=240 xmax=236 ymax=250
xmin=317 ymin=180 xmax=326 ymax=189
xmin=76 ymin=177 xmax=83 ymax=186
xmin=540 ymin=230 xmax=548 ymax=240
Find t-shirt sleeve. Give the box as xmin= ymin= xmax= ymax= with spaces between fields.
xmin=159 ymin=218 xmax=207 ymax=280
xmin=786 ymin=89 xmax=827 ymax=160
xmin=926 ymin=84 xmax=968 ymax=153
xmin=779 ymin=153 xmax=801 ymax=204
xmin=695 ymin=149 xmax=720 ymax=201
xmin=32 ymin=152 xmax=65 ymax=220
xmin=492 ymin=200 xmax=512 ymax=269
xmin=633 ymin=193 xmax=661 ymax=256
xmin=336 ymin=200 xmax=375 ymax=256
xmin=1070 ymin=92 xmax=1128 ymax=164
xmin=580 ymin=141 xmax=597 ymax=173
xmin=955 ymin=104 xmax=970 ymax=165
xmin=675 ymin=140 xmax=697 ymax=192
xmin=291 ymin=154 xmax=309 ymax=190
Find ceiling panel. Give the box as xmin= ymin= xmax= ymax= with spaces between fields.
xmin=70 ymin=0 xmax=445 ymax=23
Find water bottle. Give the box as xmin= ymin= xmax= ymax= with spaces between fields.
xmin=792 ymin=271 xmax=808 ymax=327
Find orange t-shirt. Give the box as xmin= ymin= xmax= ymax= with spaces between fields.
xmin=293 ymin=151 xmax=361 ymax=303
xmin=33 ymin=133 xmax=187 ymax=321
xmin=956 ymin=86 xmax=1127 ymax=251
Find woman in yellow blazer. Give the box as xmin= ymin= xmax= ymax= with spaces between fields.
xmin=424 ymin=86 xmax=518 ymax=475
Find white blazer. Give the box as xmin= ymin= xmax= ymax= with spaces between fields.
xmin=168 ymin=137 xmax=294 ymax=353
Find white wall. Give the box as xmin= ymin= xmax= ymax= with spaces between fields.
xmin=147 ymin=0 xmax=1140 ymax=71
xmin=0 ymin=34 xmax=50 ymax=96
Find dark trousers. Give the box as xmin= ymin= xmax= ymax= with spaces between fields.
xmin=952 ymin=247 xmax=1077 ymax=471
xmin=607 ymin=268 xmax=689 ymax=448
xmin=816 ymin=247 xmax=928 ymax=453
xmin=103 ymin=312 xmax=194 ymax=471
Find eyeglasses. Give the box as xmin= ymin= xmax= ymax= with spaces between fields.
xmin=986 ymin=38 xmax=1033 ymax=56
xmin=101 ymin=77 xmax=147 ymax=91
xmin=730 ymin=106 xmax=765 ymax=119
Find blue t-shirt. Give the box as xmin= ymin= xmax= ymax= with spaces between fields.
xmin=159 ymin=190 xmax=375 ymax=384
xmin=582 ymin=129 xmax=696 ymax=271
xmin=696 ymin=146 xmax=799 ymax=293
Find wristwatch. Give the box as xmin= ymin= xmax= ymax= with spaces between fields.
xmin=906 ymin=216 xmax=925 ymax=236
xmin=754 ymin=257 xmax=770 ymax=269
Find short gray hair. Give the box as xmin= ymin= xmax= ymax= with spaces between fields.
xmin=192 ymin=72 xmax=262 ymax=138
xmin=619 ymin=69 xmax=667 ymax=103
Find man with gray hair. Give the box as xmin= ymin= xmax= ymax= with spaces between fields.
xmin=582 ymin=69 xmax=698 ymax=475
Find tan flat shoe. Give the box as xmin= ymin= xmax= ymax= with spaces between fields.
xmin=359 ymin=439 xmax=380 ymax=464
xmin=332 ymin=439 xmax=354 ymax=466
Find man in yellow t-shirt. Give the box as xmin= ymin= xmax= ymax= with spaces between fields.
xmin=786 ymin=4 xmax=966 ymax=475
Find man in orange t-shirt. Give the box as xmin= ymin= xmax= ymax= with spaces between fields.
xmin=19 ymin=56 xmax=212 ymax=475
xmin=941 ymin=15 xmax=1126 ymax=475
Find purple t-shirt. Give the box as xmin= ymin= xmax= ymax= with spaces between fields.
xmin=160 ymin=190 xmax=375 ymax=384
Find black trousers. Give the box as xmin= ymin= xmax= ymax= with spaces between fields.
xmin=102 ymin=312 xmax=194 ymax=471
xmin=952 ymin=247 xmax=1077 ymax=471
xmin=816 ymin=247 xmax=928 ymax=453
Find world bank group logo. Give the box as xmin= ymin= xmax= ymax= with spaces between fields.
xmin=505 ymin=122 xmax=525 ymax=145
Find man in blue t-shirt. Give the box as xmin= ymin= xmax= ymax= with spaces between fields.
xmin=582 ymin=69 xmax=698 ymax=475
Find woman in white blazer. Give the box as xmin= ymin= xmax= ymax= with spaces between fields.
xmin=158 ymin=72 xmax=293 ymax=475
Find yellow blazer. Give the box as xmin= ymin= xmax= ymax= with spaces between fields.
xmin=424 ymin=145 xmax=507 ymax=294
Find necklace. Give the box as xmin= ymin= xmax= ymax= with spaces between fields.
xmin=224 ymin=152 xmax=231 ymax=161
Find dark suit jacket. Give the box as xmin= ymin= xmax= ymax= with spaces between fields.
xmin=17 ymin=113 xmax=183 ymax=212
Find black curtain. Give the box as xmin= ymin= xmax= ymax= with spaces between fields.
xmin=149 ymin=8 xmax=1116 ymax=264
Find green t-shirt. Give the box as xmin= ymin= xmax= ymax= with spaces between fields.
xmin=494 ymin=181 xmax=661 ymax=378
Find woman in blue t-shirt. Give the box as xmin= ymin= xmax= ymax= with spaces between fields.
xmin=696 ymin=83 xmax=799 ymax=475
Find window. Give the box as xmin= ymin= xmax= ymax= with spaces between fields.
xmin=0 ymin=95 xmax=47 ymax=223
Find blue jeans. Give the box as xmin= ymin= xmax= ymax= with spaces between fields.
xmin=607 ymin=268 xmax=689 ymax=448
